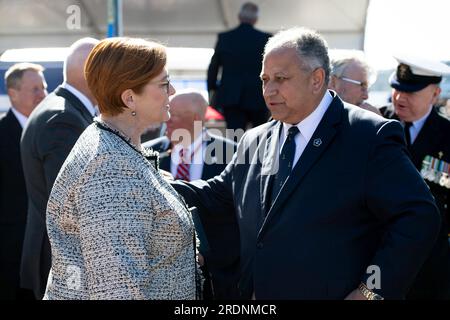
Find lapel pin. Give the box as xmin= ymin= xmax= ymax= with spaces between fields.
xmin=313 ymin=138 xmax=322 ymax=147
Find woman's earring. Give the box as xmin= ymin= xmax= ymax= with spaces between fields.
xmin=131 ymin=111 xmax=137 ymax=116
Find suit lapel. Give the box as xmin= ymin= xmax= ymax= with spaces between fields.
xmin=55 ymin=86 xmax=94 ymax=124
xmin=159 ymin=151 xmax=171 ymax=171
xmin=3 ymin=111 xmax=23 ymax=153
xmin=5 ymin=109 xmax=23 ymax=136
xmin=381 ymin=104 xmax=397 ymax=119
xmin=408 ymin=109 xmax=442 ymax=167
xmin=259 ymin=121 xmax=281 ymax=217
xmin=257 ymin=96 xmax=343 ymax=241
xmin=383 ymin=105 xmax=442 ymax=168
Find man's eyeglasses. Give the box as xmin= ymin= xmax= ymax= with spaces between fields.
xmin=339 ymin=77 xmax=369 ymax=90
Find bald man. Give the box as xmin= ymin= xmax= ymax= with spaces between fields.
xmin=20 ymin=38 xmax=99 ymax=299
xmin=143 ymin=91 xmax=240 ymax=299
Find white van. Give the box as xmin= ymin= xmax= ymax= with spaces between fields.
xmin=0 ymin=46 xmax=214 ymax=114
xmin=0 ymin=48 xmax=67 ymax=114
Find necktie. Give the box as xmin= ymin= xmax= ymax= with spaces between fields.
xmin=175 ymin=148 xmax=190 ymax=181
xmin=270 ymin=126 xmax=299 ymax=206
xmin=404 ymin=122 xmax=412 ymax=147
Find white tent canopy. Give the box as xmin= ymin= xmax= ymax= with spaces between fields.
xmin=0 ymin=0 xmax=369 ymax=53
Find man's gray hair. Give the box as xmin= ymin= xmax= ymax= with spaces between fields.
xmin=264 ymin=27 xmax=331 ymax=84
xmin=239 ymin=2 xmax=259 ymax=22
xmin=330 ymin=50 xmax=372 ymax=79
xmin=5 ymin=62 xmax=45 ymax=90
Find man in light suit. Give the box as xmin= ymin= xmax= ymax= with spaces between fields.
xmin=207 ymin=2 xmax=271 ymax=130
xmin=172 ymin=28 xmax=441 ymax=300
xmin=143 ymin=91 xmax=240 ymax=299
xmin=0 ymin=63 xmax=47 ymax=300
xmin=20 ymin=38 xmax=99 ymax=299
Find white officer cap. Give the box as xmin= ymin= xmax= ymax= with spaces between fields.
xmin=389 ymin=55 xmax=450 ymax=92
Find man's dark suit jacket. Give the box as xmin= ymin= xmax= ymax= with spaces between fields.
xmin=172 ymin=92 xmax=441 ymax=299
xmin=144 ymin=131 xmax=240 ymax=299
xmin=207 ymin=23 xmax=271 ymax=112
xmin=20 ymin=86 xmax=94 ymax=299
xmin=381 ymin=105 xmax=450 ymax=299
xmin=0 ymin=110 xmax=29 ymax=299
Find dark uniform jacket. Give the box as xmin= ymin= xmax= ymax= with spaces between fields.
xmin=381 ymin=105 xmax=450 ymax=299
xmin=0 ymin=110 xmax=28 ymax=299
xmin=207 ymin=23 xmax=271 ymax=112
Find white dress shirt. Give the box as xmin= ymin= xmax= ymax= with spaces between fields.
xmin=278 ymin=90 xmax=333 ymax=170
xmin=405 ymin=106 xmax=432 ymax=145
xmin=170 ymin=131 xmax=206 ymax=181
xmin=252 ymin=91 xmax=333 ymax=300
xmin=10 ymin=107 xmax=28 ymax=129
xmin=61 ymin=82 xmax=97 ymax=117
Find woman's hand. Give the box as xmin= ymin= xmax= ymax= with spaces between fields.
xmin=160 ymin=169 xmax=174 ymax=181
xmin=197 ymin=252 xmax=205 ymax=267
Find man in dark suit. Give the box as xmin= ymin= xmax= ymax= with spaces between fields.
xmin=380 ymin=56 xmax=450 ymax=299
xmin=143 ymin=91 xmax=240 ymax=299
xmin=207 ymin=2 xmax=271 ymax=131
xmin=0 ymin=63 xmax=47 ymax=300
xmin=20 ymin=38 xmax=99 ymax=299
xmin=172 ymin=28 xmax=441 ymax=300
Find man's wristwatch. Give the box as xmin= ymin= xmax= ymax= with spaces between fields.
xmin=358 ymin=283 xmax=384 ymax=300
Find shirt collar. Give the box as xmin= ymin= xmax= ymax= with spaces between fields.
xmin=173 ymin=129 xmax=205 ymax=155
xmin=282 ymin=90 xmax=333 ymax=142
xmin=61 ymin=82 xmax=97 ymax=117
xmin=410 ymin=105 xmax=432 ymax=131
xmin=10 ymin=107 xmax=28 ymax=129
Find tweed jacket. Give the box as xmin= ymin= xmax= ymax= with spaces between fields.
xmin=44 ymin=120 xmax=197 ymax=300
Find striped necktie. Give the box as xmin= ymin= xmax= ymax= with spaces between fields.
xmin=175 ymin=148 xmax=190 ymax=181
xmin=269 ymin=126 xmax=299 ymax=206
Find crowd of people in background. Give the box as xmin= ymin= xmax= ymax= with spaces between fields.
xmin=1 ymin=1 xmax=450 ymax=300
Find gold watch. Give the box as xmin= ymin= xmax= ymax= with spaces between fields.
xmin=358 ymin=283 xmax=384 ymax=300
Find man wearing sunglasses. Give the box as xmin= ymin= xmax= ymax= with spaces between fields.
xmin=329 ymin=51 xmax=381 ymax=115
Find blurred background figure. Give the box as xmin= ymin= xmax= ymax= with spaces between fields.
xmin=207 ymin=2 xmax=271 ymax=131
xmin=20 ymin=38 xmax=99 ymax=299
xmin=0 ymin=63 xmax=47 ymax=300
xmin=329 ymin=50 xmax=381 ymax=115
xmin=380 ymin=55 xmax=450 ymax=299
xmin=3 ymin=63 xmax=47 ymax=118
xmin=144 ymin=90 xmax=240 ymax=299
